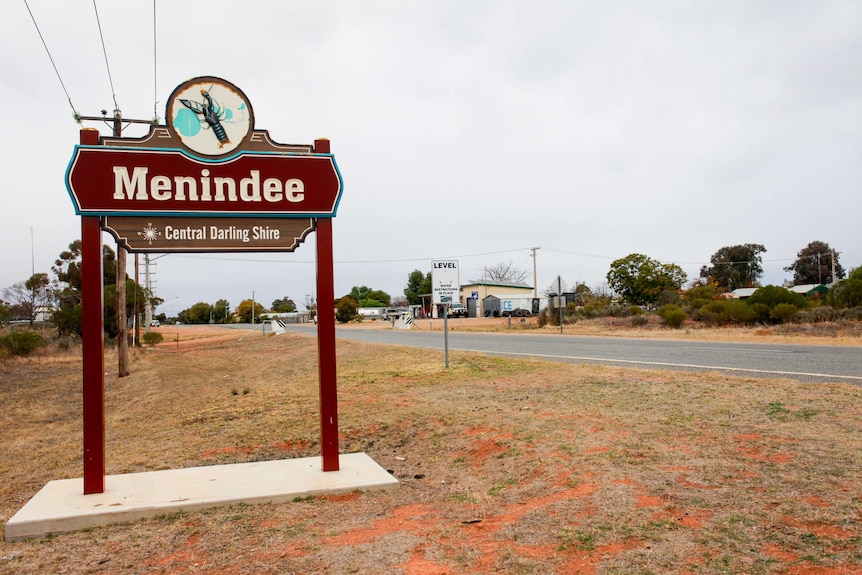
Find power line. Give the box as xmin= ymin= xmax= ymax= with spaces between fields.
xmin=92 ymin=0 xmax=119 ymax=112
xmin=168 ymin=246 xmax=534 ymax=265
xmin=152 ymin=0 xmax=159 ymax=122
xmin=23 ymin=0 xmax=79 ymax=118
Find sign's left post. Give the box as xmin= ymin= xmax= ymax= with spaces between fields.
xmin=80 ymin=128 xmax=105 ymax=494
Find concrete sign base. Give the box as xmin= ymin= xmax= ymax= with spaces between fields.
xmin=5 ymin=453 xmax=397 ymax=542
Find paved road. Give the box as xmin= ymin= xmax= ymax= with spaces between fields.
xmin=279 ymin=324 xmax=862 ymax=384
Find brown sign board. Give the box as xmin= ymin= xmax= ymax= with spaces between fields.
xmin=103 ymin=216 xmax=314 ymax=253
xmin=66 ymin=148 xmax=342 ymax=218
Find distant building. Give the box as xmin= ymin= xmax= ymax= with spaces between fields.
xmin=459 ymin=281 xmax=534 ymax=318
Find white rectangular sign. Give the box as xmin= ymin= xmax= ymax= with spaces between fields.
xmin=432 ymin=260 xmax=459 ymax=305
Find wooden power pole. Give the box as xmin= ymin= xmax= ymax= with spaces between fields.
xmin=77 ymin=109 xmax=155 ymax=378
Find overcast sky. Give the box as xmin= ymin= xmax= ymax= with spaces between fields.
xmin=2 ymin=1 xmax=860 ymax=316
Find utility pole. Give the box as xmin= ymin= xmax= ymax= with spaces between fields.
xmin=144 ymin=254 xmax=154 ymax=332
xmin=832 ymin=250 xmax=838 ymax=284
xmin=111 ymin=110 xmax=130 ymax=377
xmin=30 ymin=225 xmax=35 ymax=279
xmin=134 ymin=253 xmax=140 ymax=347
xmin=531 ymin=246 xmax=541 ymax=298
xmin=77 ymin=109 xmax=155 ymax=376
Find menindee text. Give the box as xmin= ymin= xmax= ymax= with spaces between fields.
xmin=113 ymin=167 xmax=305 ymax=203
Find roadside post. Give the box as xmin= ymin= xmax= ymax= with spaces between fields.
xmin=432 ymin=260 xmax=459 ymax=369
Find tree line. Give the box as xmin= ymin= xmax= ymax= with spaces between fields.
xmin=3 ymin=239 xmax=857 ymax=331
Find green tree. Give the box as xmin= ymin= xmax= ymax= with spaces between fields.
xmin=103 ymin=278 xmax=148 ymax=339
xmin=271 ymin=296 xmax=297 ymax=313
xmin=2 ymin=273 xmax=54 ymax=326
xmin=0 ymin=299 xmax=11 ymax=326
xmin=606 ymin=254 xmax=687 ymax=306
xmin=830 ymin=268 xmax=862 ymax=309
xmin=212 ymin=299 xmax=230 ymax=323
xmin=784 ymin=241 xmax=845 ymax=285
xmin=180 ymin=302 xmax=214 ymax=324
xmin=348 ymin=286 xmax=390 ymax=308
xmin=699 ymin=244 xmax=766 ymax=291
xmin=404 ymin=270 xmax=432 ymax=305
xmin=572 ymin=283 xmax=592 ymax=303
xmin=235 ymin=299 xmax=264 ymax=323
xmin=50 ymin=241 xmax=120 ymax=337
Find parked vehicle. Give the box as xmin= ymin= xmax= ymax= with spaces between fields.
xmin=447 ymin=303 xmax=469 ymax=318
xmin=382 ymin=308 xmax=407 ymax=321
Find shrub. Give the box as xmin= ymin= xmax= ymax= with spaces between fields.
xmin=749 ymin=303 xmax=771 ymax=323
xmin=606 ymin=304 xmax=632 ymax=318
xmin=796 ymin=306 xmax=839 ymax=324
xmin=770 ymin=303 xmax=798 ymax=324
xmin=657 ymin=305 xmax=687 ymax=329
xmin=536 ymin=310 xmax=548 ymax=328
xmin=631 ymin=314 xmax=648 ymax=327
xmin=335 ymin=296 xmax=358 ymax=324
xmin=142 ymin=331 xmax=164 ymax=346
xmin=682 ymin=284 xmax=720 ymax=312
xmin=658 ymin=288 xmax=681 ymax=306
xmin=830 ymin=279 xmax=862 ymax=309
xmin=747 ymin=285 xmax=807 ymax=311
xmin=0 ymin=330 xmax=47 ymax=356
xmin=726 ymin=300 xmax=756 ymax=324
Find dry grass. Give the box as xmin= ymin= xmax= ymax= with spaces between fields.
xmin=1 ymin=327 xmax=861 ymax=574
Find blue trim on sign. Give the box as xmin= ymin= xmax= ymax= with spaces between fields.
xmin=327 ymin=154 xmax=345 ymax=217
xmin=83 ymin=144 xmax=335 ymax=164
xmin=64 ymin=147 xmax=83 ymax=215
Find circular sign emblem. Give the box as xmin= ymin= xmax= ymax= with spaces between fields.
xmin=166 ymin=76 xmax=254 ymax=158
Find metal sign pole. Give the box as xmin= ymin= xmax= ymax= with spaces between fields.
xmin=444 ymin=304 xmax=449 ymax=369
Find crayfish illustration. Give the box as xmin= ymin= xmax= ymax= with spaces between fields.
xmin=180 ymin=88 xmax=230 ymax=147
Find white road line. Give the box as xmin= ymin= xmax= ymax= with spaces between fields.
xmin=453 ymin=348 xmax=862 ymax=381
xmin=684 ymin=346 xmax=797 ymax=354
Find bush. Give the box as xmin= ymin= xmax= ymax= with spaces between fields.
xmin=770 ymin=303 xmax=798 ymax=324
xmin=142 ymin=331 xmax=164 ymax=346
xmin=747 ymin=285 xmax=808 ymax=311
xmin=831 ymin=279 xmax=862 ymax=309
xmin=0 ymin=330 xmax=47 ymax=356
xmin=796 ymin=306 xmax=839 ymax=324
xmin=657 ymin=305 xmax=687 ymax=329
xmin=631 ymin=314 xmax=648 ymax=327
xmin=335 ymin=296 xmax=358 ymax=324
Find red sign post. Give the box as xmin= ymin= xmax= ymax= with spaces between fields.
xmin=68 ymin=77 xmax=343 ymax=493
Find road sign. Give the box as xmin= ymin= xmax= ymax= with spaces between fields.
xmin=432 ymin=260 xmax=459 ymax=305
